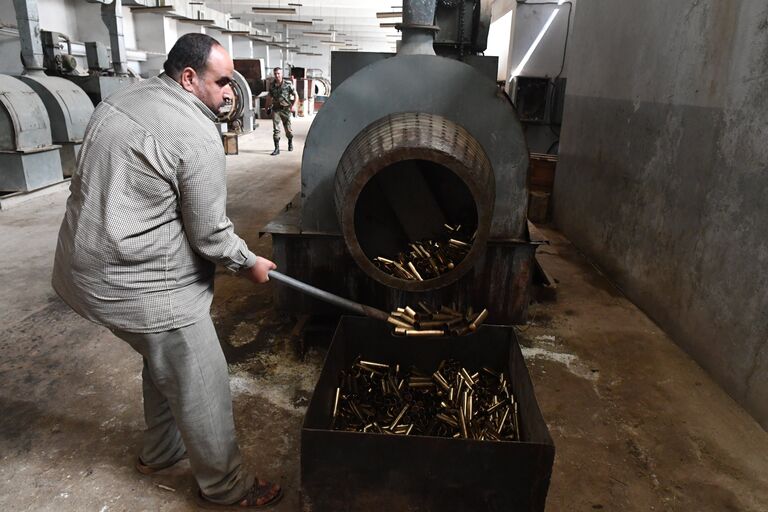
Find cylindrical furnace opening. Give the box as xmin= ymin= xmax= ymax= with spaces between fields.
xmin=335 ymin=112 xmax=495 ymax=292
xmin=354 ymin=159 xmax=478 ymax=279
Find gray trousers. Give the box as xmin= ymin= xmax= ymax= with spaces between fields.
xmin=112 ymin=316 xmax=253 ymax=504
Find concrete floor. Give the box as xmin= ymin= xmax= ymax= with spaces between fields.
xmin=0 ymin=114 xmax=767 ymax=511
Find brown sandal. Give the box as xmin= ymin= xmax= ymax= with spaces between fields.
xmin=195 ymin=478 xmax=283 ymax=510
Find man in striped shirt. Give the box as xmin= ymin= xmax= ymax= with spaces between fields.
xmin=52 ymin=34 xmax=282 ymax=509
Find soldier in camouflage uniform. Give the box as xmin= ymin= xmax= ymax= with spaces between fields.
xmin=268 ymin=67 xmax=297 ymax=155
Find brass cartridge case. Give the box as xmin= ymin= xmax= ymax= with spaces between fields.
xmin=436 ymin=413 xmax=459 ymax=429
xmin=458 ymin=404 xmax=469 ymax=438
xmin=360 ymin=360 xmax=389 ymax=369
xmin=404 ymin=329 xmax=445 ymax=337
xmin=418 ymin=320 xmax=448 ymax=329
xmin=389 ymin=404 xmax=410 ymax=430
xmin=513 ymin=402 xmax=520 ymax=439
xmin=498 ymin=406 xmax=510 ymax=435
xmin=417 ymin=301 xmax=434 ymax=314
xmin=333 ymin=387 xmax=341 ymax=418
xmin=440 ymin=305 xmax=461 ymax=316
xmin=486 ymin=398 xmax=508 ymax=415
xmin=469 ymin=308 xmax=489 ymax=331
xmin=407 ymin=261 xmax=423 ymax=281
xmin=433 ymin=371 xmax=451 ymax=391
xmin=387 ymin=316 xmax=412 ymax=329
xmin=459 ymin=368 xmax=475 ymax=388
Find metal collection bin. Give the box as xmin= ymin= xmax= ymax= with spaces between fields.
xmin=301 ymin=316 xmax=555 ymax=512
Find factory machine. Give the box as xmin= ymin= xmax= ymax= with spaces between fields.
xmin=216 ymin=70 xmax=255 ymax=155
xmin=287 ymin=6 xmax=555 ymax=510
xmin=1 ymin=0 xmax=145 ymax=191
xmin=0 ymin=75 xmax=63 ymax=192
xmin=1 ymin=0 xmax=95 ymax=191
xmin=264 ymin=0 xmax=539 ymax=325
xmin=37 ymin=0 xmax=140 ymax=106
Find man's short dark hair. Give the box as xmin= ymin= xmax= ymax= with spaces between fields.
xmin=274 ymin=67 xmax=281 ymax=73
xmin=163 ymin=34 xmax=221 ymax=79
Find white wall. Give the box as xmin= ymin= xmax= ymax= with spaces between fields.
xmin=121 ymin=6 xmax=138 ymax=51
xmin=487 ymin=9 xmax=514 ymax=81
xmin=253 ymin=41 xmax=269 ymax=68
xmin=132 ymin=12 xmax=168 ymax=77
xmin=38 ymin=0 xmax=79 ymax=39
xmin=509 ymin=0 xmax=576 ymax=80
xmin=0 ymin=1 xmax=23 ymax=75
xmin=292 ymin=53 xmax=330 ymax=76
xmin=269 ymin=48 xmax=283 ymax=69
xmin=232 ymin=36 xmax=252 ymax=59
xmin=206 ymin=28 xmax=232 ymax=55
xmin=75 ymin=1 xmax=108 ymax=45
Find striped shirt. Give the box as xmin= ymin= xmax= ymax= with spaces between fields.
xmin=52 ymin=74 xmax=257 ymax=333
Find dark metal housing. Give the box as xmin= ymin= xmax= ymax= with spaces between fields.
xmin=263 ymin=0 xmax=535 ymax=323
xmin=301 ymin=317 xmax=555 ymax=511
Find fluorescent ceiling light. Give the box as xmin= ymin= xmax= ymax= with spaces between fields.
xmin=252 ymin=6 xmax=297 ymax=14
xmin=510 ymin=8 xmax=560 ymax=78
xmin=276 ymin=18 xmax=313 ymax=25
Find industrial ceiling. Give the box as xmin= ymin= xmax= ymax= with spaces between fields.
xmin=203 ymin=0 xmax=403 ymax=53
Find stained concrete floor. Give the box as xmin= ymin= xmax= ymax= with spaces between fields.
xmin=1 ymin=113 xmax=767 ymax=511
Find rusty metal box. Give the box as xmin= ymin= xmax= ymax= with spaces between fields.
xmin=301 ymin=317 xmax=555 ymax=512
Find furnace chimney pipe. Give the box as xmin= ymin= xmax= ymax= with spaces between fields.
xmin=99 ymin=0 xmax=129 ymax=75
xmin=397 ymin=0 xmax=439 ymax=56
xmin=12 ymin=0 xmax=45 ymax=74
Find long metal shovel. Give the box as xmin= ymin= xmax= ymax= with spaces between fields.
xmin=268 ymin=270 xmax=389 ymax=321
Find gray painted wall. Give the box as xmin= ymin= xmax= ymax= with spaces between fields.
xmin=554 ymin=0 xmax=768 ymax=428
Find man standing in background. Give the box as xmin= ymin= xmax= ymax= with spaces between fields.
xmin=268 ymin=66 xmax=297 ymax=156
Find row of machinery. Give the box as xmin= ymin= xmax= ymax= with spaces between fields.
xmin=0 ymin=0 xmax=139 ymax=193
xmin=2 ymin=0 xmax=256 ymax=190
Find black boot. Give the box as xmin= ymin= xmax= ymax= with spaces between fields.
xmin=271 ymin=140 xmax=280 ymax=156
xmin=288 ymin=138 xmax=294 ymax=152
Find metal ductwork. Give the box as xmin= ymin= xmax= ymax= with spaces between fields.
xmin=264 ymin=0 xmax=534 ymax=324
xmin=12 ymin=0 xmax=45 ymax=73
xmin=98 ymin=0 xmax=129 ymax=76
xmin=9 ymin=0 xmax=95 ymax=178
xmin=398 ymin=0 xmax=439 ymax=56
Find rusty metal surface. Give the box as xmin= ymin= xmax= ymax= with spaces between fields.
xmin=334 ymin=112 xmax=495 ymax=292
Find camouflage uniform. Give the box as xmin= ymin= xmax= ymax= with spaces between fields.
xmin=269 ymin=78 xmax=296 ymax=144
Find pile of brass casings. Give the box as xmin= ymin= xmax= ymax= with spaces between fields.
xmin=331 ymin=358 xmax=520 ymax=441
xmin=387 ymin=303 xmax=488 ymax=337
xmin=372 ymin=225 xmax=473 ymax=281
